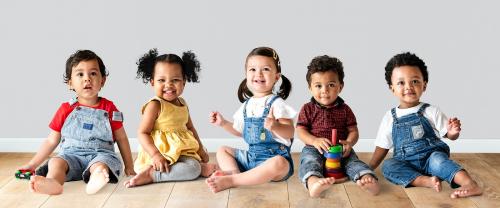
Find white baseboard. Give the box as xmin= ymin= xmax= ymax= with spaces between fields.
xmin=1 ymin=138 xmax=499 ymax=153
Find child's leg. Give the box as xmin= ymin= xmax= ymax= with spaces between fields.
xmin=382 ymin=158 xmax=437 ymax=190
xmin=125 ymin=156 xmax=204 ymax=188
xmin=343 ymin=150 xmax=380 ymax=195
xmin=206 ymin=155 xmax=290 ymax=193
xmin=450 ymin=170 xmax=482 ymax=198
xmin=200 ymin=163 xmax=218 ymax=177
xmin=214 ymin=146 xmax=241 ymax=175
xmin=30 ymin=157 xmax=68 ymax=195
xmin=86 ymin=162 xmax=110 ymax=194
xmin=298 ymin=145 xmax=336 ymax=197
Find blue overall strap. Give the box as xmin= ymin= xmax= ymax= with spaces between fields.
xmin=417 ymin=103 xmax=430 ymax=116
xmin=261 ymin=95 xmax=279 ymax=118
xmin=391 ymin=107 xmax=398 ymax=121
xmin=242 ymin=98 xmax=250 ymax=119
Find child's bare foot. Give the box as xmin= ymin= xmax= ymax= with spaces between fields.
xmin=356 ymin=174 xmax=380 ymax=195
xmin=200 ymin=163 xmax=218 ymax=177
xmin=412 ymin=176 xmax=441 ymax=192
xmin=307 ymin=176 xmax=335 ymax=197
xmin=450 ymin=182 xmax=482 ymax=198
xmin=205 ymin=175 xmax=234 ymax=193
xmin=86 ymin=167 xmax=110 ymax=194
xmin=209 ymin=170 xmax=236 ymax=178
xmin=29 ymin=175 xmax=63 ymax=195
xmin=124 ymin=166 xmax=154 ymax=188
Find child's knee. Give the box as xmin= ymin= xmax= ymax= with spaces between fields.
xmin=48 ymin=157 xmax=69 ymax=169
xmin=272 ymin=156 xmax=290 ymax=173
xmin=216 ymin=146 xmax=233 ymax=155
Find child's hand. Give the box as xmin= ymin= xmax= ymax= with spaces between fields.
xmin=339 ymin=140 xmax=353 ymax=158
xmin=312 ymin=138 xmax=332 ymax=154
xmin=18 ymin=163 xmax=36 ymax=172
xmin=209 ymin=111 xmax=225 ymax=127
xmin=447 ymin=117 xmax=461 ymax=140
xmin=124 ymin=166 xmax=136 ymax=176
xmin=151 ymin=153 xmax=170 ymax=172
xmin=264 ymin=107 xmax=277 ymax=131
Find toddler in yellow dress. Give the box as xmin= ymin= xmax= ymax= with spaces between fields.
xmin=125 ymin=49 xmax=216 ymax=187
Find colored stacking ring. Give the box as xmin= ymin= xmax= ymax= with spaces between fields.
xmin=325 ymin=160 xmax=341 ymax=169
xmin=329 ymin=145 xmax=342 ymax=153
xmin=324 ymin=152 xmax=341 ymax=159
xmin=326 ymin=168 xmax=344 ymax=174
xmin=326 ymin=172 xmax=346 ymax=179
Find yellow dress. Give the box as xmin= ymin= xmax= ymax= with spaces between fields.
xmin=134 ymin=96 xmax=201 ymax=172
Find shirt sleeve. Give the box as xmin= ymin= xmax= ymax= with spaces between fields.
xmin=374 ymin=111 xmax=393 ymax=149
xmin=232 ymin=104 xmax=245 ymax=133
xmin=270 ymin=98 xmax=297 ymax=120
xmin=344 ymin=105 xmax=358 ymax=127
xmin=49 ymin=103 xmax=71 ymax=132
xmin=107 ymin=102 xmax=124 ymax=131
xmin=430 ymin=106 xmax=449 ymax=138
xmin=296 ymin=104 xmax=310 ymax=129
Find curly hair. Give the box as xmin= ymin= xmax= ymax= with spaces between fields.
xmin=237 ymin=47 xmax=292 ymax=102
xmin=306 ymin=55 xmax=344 ymax=86
xmin=385 ymin=52 xmax=428 ymax=86
xmin=64 ymin=50 xmax=107 ymax=83
xmin=136 ymin=48 xmax=201 ymax=84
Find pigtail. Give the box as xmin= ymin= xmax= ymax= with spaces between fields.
xmin=277 ymin=74 xmax=292 ymax=100
xmin=136 ymin=48 xmax=158 ymax=84
xmin=237 ymin=78 xmax=253 ymax=103
xmin=181 ymin=51 xmax=201 ymax=83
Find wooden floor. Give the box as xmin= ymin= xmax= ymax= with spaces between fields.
xmin=1 ymin=153 xmax=499 ymax=208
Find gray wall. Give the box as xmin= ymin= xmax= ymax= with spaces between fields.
xmin=1 ymin=0 xmax=499 ymax=140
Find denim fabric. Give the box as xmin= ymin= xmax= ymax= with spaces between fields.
xmin=38 ymin=103 xmax=122 ymax=183
xmin=234 ymin=95 xmax=294 ymax=181
xmin=298 ymin=145 xmax=375 ymax=188
xmin=382 ymin=103 xmax=462 ymax=188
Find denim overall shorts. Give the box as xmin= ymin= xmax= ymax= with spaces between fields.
xmin=382 ymin=103 xmax=462 ymax=187
xmin=234 ymin=95 xmax=294 ymax=181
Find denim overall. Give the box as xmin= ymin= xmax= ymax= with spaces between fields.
xmin=234 ymin=95 xmax=294 ymax=181
xmin=382 ymin=103 xmax=462 ymax=187
xmin=37 ymin=98 xmax=122 ymax=183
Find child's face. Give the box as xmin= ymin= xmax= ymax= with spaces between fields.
xmin=390 ymin=66 xmax=427 ymax=108
xmin=309 ymin=71 xmax=343 ymax=106
xmin=151 ymin=62 xmax=185 ymax=102
xmin=245 ymin=55 xmax=280 ymax=98
xmin=68 ymin=59 xmax=105 ymax=105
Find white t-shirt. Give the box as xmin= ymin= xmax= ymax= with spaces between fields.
xmin=232 ymin=94 xmax=297 ymax=146
xmin=374 ymin=103 xmax=449 ymax=150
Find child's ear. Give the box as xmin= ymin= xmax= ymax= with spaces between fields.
xmin=276 ymin=73 xmax=281 ymax=82
xmin=389 ymin=85 xmax=395 ymax=92
xmin=339 ymin=83 xmax=344 ymax=92
xmin=101 ymin=76 xmax=107 ymax=87
xmin=150 ymin=79 xmax=154 ymax=86
xmin=68 ymin=80 xmax=73 ymax=91
xmin=423 ymin=82 xmax=427 ymax=91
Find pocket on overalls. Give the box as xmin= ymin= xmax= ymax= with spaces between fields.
xmin=411 ymin=125 xmax=424 ymax=139
xmin=245 ymin=124 xmax=262 ymax=143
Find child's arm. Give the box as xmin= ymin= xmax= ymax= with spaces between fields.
xmin=339 ymin=125 xmax=359 ymax=157
xmin=187 ymin=115 xmax=209 ymax=163
xmin=296 ymin=126 xmax=331 ymax=154
xmin=209 ymin=111 xmax=242 ymax=137
xmin=446 ymin=117 xmax=461 ymax=140
xmin=368 ymin=147 xmax=389 ymax=169
xmin=264 ymin=107 xmax=294 ymax=140
xmin=20 ymin=130 xmax=61 ymax=170
xmin=138 ymin=101 xmax=170 ymax=172
xmin=114 ymin=127 xmax=136 ymax=176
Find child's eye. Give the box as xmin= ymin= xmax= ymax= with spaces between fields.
xmin=263 ymin=67 xmax=271 ymax=71
xmin=248 ymin=68 xmax=256 ymax=72
xmin=76 ymin=72 xmax=84 ymax=77
xmin=397 ymin=81 xmax=404 ymax=86
xmin=315 ymin=84 xmax=322 ymax=89
xmin=172 ymin=79 xmax=182 ymax=83
xmin=328 ymin=83 xmax=336 ymax=88
xmin=158 ymin=79 xmax=165 ymax=83
xmin=90 ymin=72 xmax=98 ymax=76
xmin=411 ymin=80 xmax=420 ymax=84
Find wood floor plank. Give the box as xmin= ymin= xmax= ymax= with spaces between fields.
xmin=228 ymin=182 xmax=289 ymax=208
xmin=40 ymin=180 xmax=118 ymax=208
xmin=0 ymin=175 xmax=13 ymax=188
xmin=453 ymin=155 xmax=500 ymax=208
xmin=166 ymin=179 xmax=228 ymax=208
xmin=0 ymin=178 xmax=50 ymax=207
xmin=103 ymin=176 xmax=174 ymax=208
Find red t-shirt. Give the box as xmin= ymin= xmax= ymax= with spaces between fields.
xmin=49 ymin=97 xmax=123 ymax=140
xmin=297 ymin=97 xmax=357 ymax=143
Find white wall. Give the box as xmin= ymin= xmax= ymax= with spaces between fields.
xmin=1 ymin=0 xmax=499 ymax=152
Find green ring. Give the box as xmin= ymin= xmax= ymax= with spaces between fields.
xmin=329 ymin=145 xmax=342 ymax=153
